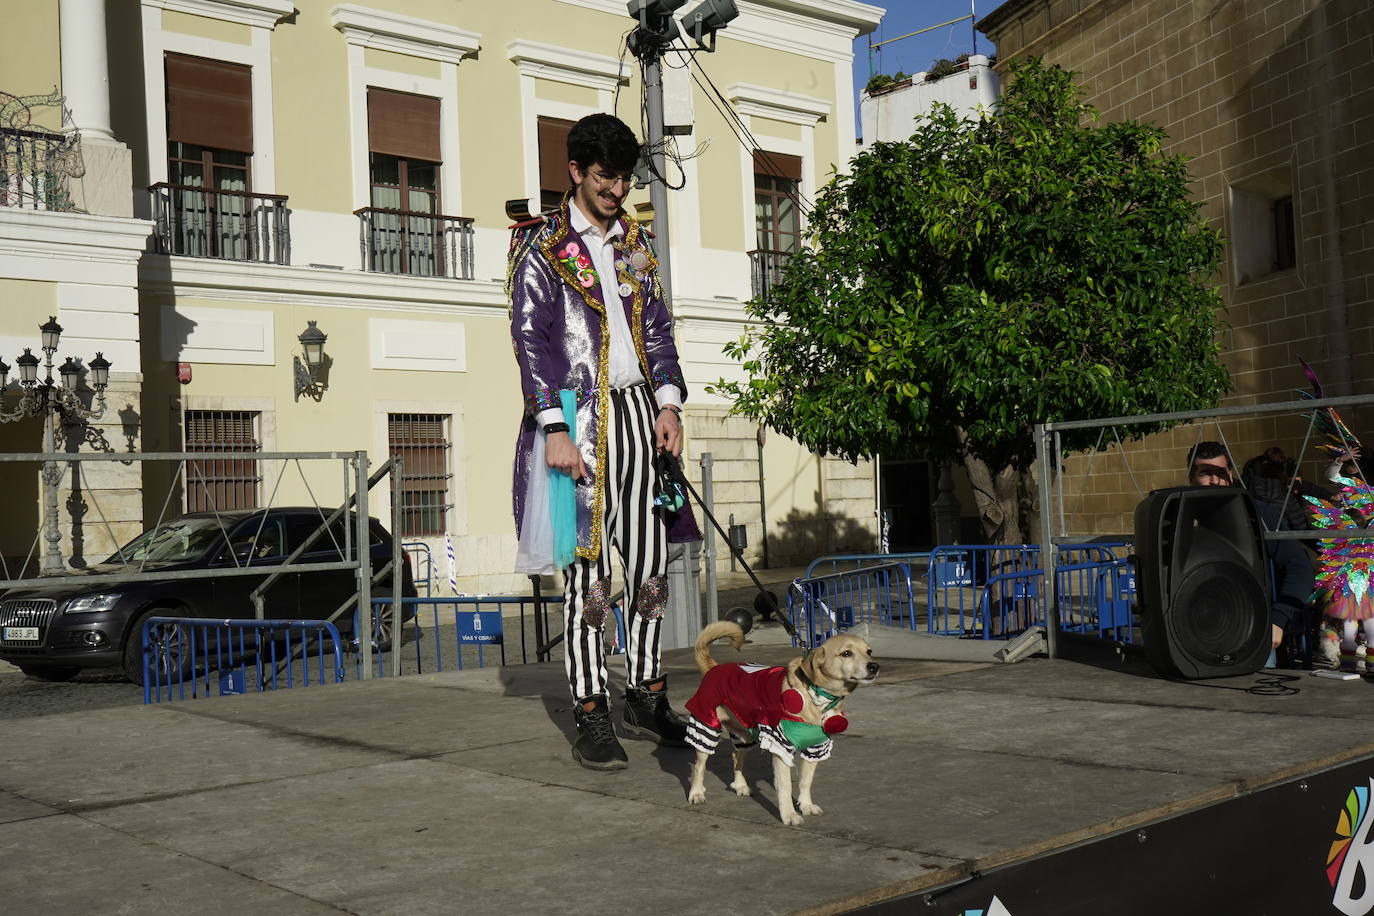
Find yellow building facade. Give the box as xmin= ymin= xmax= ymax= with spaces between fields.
xmin=0 ymin=0 xmax=883 ymax=590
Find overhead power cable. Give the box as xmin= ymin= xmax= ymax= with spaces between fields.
xmin=677 ymin=48 xmax=815 ymax=219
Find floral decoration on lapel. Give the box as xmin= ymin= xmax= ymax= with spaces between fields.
xmin=556 ymin=241 xmax=597 ymax=289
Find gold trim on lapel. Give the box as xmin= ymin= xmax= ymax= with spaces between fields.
xmin=540 ymin=198 xmax=606 ymax=315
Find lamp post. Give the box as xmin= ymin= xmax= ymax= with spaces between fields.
xmin=627 ymin=0 xmax=738 ymax=304
xmin=293 ymin=320 xmax=329 ymax=401
xmin=0 ymin=317 xmax=111 ymax=574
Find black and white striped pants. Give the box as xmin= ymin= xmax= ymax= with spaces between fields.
xmin=563 ymin=385 xmax=670 ymax=702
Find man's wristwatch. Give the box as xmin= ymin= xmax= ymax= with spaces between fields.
xmin=658 ymin=405 xmax=682 ymax=417
xmin=543 ymin=421 xmax=570 ymax=435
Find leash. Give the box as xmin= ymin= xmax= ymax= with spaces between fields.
xmin=658 ymin=451 xmax=797 ymax=640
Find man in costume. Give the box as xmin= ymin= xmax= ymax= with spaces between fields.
xmin=1187 ymin=441 xmax=1314 ymax=660
xmin=508 ymin=113 xmax=698 ymax=770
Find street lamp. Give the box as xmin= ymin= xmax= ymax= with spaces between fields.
xmin=293 ymin=320 xmax=329 ymax=401
xmin=0 ymin=318 xmax=111 ymax=574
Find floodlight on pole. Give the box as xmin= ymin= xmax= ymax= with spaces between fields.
xmin=679 ymin=0 xmax=738 ymax=49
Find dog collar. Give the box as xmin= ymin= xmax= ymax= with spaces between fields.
xmin=794 ymin=671 xmax=843 ymax=712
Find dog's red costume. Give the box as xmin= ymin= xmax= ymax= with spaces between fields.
xmin=686 ymin=663 xmax=788 ymax=731
xmin=685 ymin=663 xmax=845 ymax=765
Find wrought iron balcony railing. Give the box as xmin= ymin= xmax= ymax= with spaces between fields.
xmin=149 ymin=182 xmax=291 ymax=265
xmin=356 ymin=207 xmax=475 ymax=280
xmin=748 ymin=248 xmax=792 ymax=300
xmin=1 ymin=126 xmax=80 ymax=212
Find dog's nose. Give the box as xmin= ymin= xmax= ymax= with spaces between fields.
xmin=867 ymin=662 xmax=880 ymax=676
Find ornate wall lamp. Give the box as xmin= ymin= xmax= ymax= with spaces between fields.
xmin=0 ymin=317 xmax=111 ymax=574
xmin=293 ymin=320 xmax=329 ymax=401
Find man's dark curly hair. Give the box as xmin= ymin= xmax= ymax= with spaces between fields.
xmin=566 ymin=114 xmax=640 ymax=179
xmin=1187 ymin=441 xmax=1233 ymax=469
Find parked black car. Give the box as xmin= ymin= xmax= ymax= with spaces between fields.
xmin=0 ymin=508 xmax=416 ymax=684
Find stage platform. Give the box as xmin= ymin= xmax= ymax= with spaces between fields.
xmin=1 ymin=622 xmax=1371 ymax=915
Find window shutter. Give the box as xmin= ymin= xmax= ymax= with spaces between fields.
xmin=538 ymin=117 xmax=575 ymax=199
xmin=752 ymin=150 xmax=802 ymax=181
xmin=165 ymin=53 xmax=253 ymax=153
xmin=367 ymin=88 xmax=442 ymax=163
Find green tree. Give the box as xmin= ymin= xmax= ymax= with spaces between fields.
xmin=715 ymin=59 xmax=1230 ymax=544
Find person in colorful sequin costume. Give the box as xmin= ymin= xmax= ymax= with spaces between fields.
xmin=507 ymin=113 xmax=699 ymax=770
xmin=1295 ymin=364 xmax=1374 ymax=672
xmin=1303 ymin=444 xmax=1373 ymax=672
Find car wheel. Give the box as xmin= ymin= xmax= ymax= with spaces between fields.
xmin=17 ymin=665 xmax=81 ymax=682
xmin=370 ymin=607 xmax=395 ymax=652
xmin=122 ymin=610 xmax=194 ymax=687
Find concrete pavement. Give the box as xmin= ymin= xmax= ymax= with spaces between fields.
xmin=4 ymin=614 xmax=1374 ymax=915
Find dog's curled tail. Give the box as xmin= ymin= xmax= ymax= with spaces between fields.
xmin=694 ymin=621 xmax=745 ymax=673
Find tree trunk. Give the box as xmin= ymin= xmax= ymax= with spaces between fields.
xmin=1019 ymin=465 xmax=1041 ymax=545
xmin=962 ymin=454 xmax=1021 ymax=545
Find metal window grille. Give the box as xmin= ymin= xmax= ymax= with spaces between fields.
xmin=184 ymin=410 xmax=261 ymax=512
xmin=387 ymin=413 xmax=452 ymax=537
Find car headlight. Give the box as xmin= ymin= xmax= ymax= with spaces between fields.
xmin=65 ymin=593 xmax=122 ymax=614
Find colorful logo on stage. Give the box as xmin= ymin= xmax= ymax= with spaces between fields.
xmin=959 ymin=896 xmax=1012 ymax=916
xmin=1329 ymin=778 xmax=1374 ymax=916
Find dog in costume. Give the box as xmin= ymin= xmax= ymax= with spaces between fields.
xmin=684 ymin=621 xmax=878 ymax=826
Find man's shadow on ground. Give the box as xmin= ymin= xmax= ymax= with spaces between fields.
xmin=494 ymin=621 xmax=800 ymax=822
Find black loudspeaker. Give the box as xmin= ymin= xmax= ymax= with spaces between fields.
xmin=1134 ymin=487 xmax=1271 ymax=679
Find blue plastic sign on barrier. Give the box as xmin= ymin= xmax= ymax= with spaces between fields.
xmin=457 ymin=610 xmax=503 ymax=644
xmin=219 ymin=670 xmax=246 ymax=695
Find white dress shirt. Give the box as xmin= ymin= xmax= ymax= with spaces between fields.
xmin=537 ymin=200 xmax=683 ymax=429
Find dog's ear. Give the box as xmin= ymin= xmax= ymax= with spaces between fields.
xmin=801 ymin=642 xmax=825 ymax=680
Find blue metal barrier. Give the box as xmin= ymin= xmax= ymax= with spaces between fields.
xmin=925 ymin=543 xmax=1134 ymax=638
xmin=927 ymin=545 xmax=1039 ymax=636
xmin=367 ymin=594 xmax=624 ymax=677
xmin=785 ymin=562 xmax=917 ymax=648
xmin=402 ymin=541 xmax=433 ymax=596
xmin=805 ymin=551 xmax=932 ymax=580
xmin=141 ymin=617 xmax=346 ymax=704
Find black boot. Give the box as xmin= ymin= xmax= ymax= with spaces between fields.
xmin=572 ymin=695 xmax=629 ymax=770
xmin=622 ymin=676 xmax=690 ymax=747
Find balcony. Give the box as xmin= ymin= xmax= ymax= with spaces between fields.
xmin=1 ymin=126 xmax=80 ymax=212
xmin=356 ymin=207 xmax=475 ymax=280
xmin=149 ymin=182 xmax=291 ymax=265
xmin=748 ymin=248 xmax=792 ymax=300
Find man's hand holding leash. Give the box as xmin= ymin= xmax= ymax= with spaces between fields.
xmin=656 ymin=404 xmax=682 ymax=457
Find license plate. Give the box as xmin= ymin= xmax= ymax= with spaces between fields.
xmin=3 ymin=626 xmax=39 ymax=641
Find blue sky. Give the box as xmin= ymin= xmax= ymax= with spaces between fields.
xmin=852 ymin=1 xmax=1009 ymax=120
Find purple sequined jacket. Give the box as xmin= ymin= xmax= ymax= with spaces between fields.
xmin=509 ymin=201 xmax=699 ymax=562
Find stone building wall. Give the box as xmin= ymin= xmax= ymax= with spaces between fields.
xmin=980 ymin=0 xmax=1374 ymax=536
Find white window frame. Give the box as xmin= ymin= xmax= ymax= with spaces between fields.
xmin=331 ymin=5 xmax=480 ymax=216
xmin=140 ymin=0 xmax=289 ymax=191
xmin=726 ymin=83 xmax=830 ymax=254
xmin=506 ymin=39 xmax=630 ymax=205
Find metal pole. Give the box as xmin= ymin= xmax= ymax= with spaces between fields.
xmin=1034 ymin=423 xmax=1058 ymax=659
xmin=756 ymin=427 xmax=769 ymax=568
xmin=355 ymin=452 xmax=372 ymax=679
xmin=530 ymin=574 xmax=547 ymax=663
xmin=41 ymin=401 xmax=63 ymax=574
xmin=728 ymin=513 xmax=737 ymax=572
xmin=643 ymin=52 xmax=672 ymax=303
xmin=390 ymin=456 xmax=403 ymax=678
xmin=700 ymin=452 xmax=718 ymax=625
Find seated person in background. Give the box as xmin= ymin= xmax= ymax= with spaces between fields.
xmin=1188 ymin=442 xmax=1315 ymax=665
xmin=1241 ymin=448 xmax=1311 ymax=533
